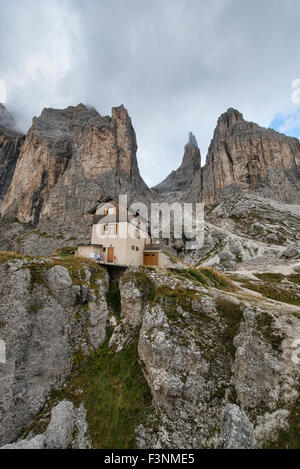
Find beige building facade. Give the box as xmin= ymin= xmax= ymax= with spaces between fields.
xmin=76 ymin=198 xmax=163 ymax=268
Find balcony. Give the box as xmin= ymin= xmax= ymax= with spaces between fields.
xmin=144 ymin=243 xmax=161 ymax=251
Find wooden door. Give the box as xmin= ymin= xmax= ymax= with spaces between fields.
xmin=144 ymin=253 xmax=151 ymax=265
xmin=144 ymin=252 xmax=158 ymax=266
xmin=108 ymin=247 xmax=114 ymax=262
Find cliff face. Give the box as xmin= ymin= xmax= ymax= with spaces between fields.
xmin=0 ymin=105 xmax=24 ymax=208
xmin=200 ymin=108 xmax=300 ymax=204
xmin=1 ymin=260 xmax=299 ymax=449
xmin=0 ymin=254 xmax=109 ymax=446
xmin=0 ymin=104 xmax=154 ymax=237
xmin=155 ymin=108 xmax=300 ymax=205
xmin=153 ymin=132 xmax=201 ymax=194
xmin=111 ymin=268 xmax=300 ymax=449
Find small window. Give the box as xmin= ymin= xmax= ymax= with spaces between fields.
xmin=109 ymin=225 xmax=115 ymax=234
xmin=136 ymin=247 xmax=139 ymax=251
xmin=108 ymin=207 xmax=115 ymax=215
xmin=132 ymin=245 xmax=135 ymax=250
xmin=103 ymin=247 xmax=106 ymax=252
xmin=104 ymin=209 xmax=108 ymax=216
xmin=104 ymin=225 xmax=109 ymax=234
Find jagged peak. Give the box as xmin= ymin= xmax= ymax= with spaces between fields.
xmin=111 ymin=104 xmax=132 ymax=122
xmin=186 ymin=132 xmax=198 ymax=148
xmin=183 ymin=132 xmax=201 ymax=166
xmin=217 ymin=108 xmax=244 ymax=128
xmin=39 ymin=103 xmax=99 ymax=118
xmin=211 ymin=108 xmax=246 ymax=141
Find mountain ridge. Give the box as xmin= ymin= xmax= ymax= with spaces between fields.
xmin=155 ymin=108 xmax=300 ymax=205
xmin=0 ymin=103 xmax=299 ymax=256
xmin=0 ymin=103 xmax=157 ymax=239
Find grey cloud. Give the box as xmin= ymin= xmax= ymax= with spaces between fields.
xmin=0 ymin=0 xmax=299 ymax=185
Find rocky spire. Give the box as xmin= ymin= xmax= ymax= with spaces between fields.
xmin=153 ymin=132 xmax=201 ymax=194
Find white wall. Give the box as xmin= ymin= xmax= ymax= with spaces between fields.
xmin=91 ymin=222 xmax=150 ymax=267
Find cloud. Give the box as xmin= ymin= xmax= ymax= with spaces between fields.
xmin=270 ymin=110 xmax=300 ymax=139
xmin=0 ymin=0 xmax=84 ymax=128
xmin=0 ymin=0 xmax=299 ymax=185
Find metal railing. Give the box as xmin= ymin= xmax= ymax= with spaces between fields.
xmin=144 ymin=243 xmax=161 ymax=251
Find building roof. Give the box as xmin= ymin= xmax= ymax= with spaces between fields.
xmin=89 ymin=197 xmax=150 ymax=227
xmin=87 ymin=196 xmax=117 ymax=214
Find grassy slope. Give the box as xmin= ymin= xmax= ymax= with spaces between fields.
xmin=71 ymin=340 xmax=152 ymax=449
xmin=230 ymin=272 xmax=300 ymax=307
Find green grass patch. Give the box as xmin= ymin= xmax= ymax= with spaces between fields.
xmin=199 ymin=267 xmax=235 ymax=291
xmin=49 ymin=340 xmax=153 ymax=449
xmin=256 ymin=312 xmax=284 ymax=352
xmin=17 ymin=229 xmax=54 ymax=241
xmin=216 ymin=298 xmax=243 ymax=358
xmin=0 ymin=251 xmax=23 ymax=264
xmin=255 ymin=273 xmax=284 ymax=282
xmin=49 ymin=256 xmax=105 ymax=287
xmin=107 ymin=279 xmax=121 ymax=318
xmin=231 ymin=273 xmax=300 ymax=307
xmin=153 ymin=285 xmax=203 ymax=323
xmin=53 ymin=246 xmax=76 ymax=258
xmin=170 ymin=267 xmax=235 ymax=292
xmin=27 ymin=301 xmax=44 ymax=315
xmin=287 ymin=274 xmax=300 ymax=285
xmin=241 ymin=281 xmax=300 ymax=306
xmin=262 ymin=380 xmax=300 ymax=449
xmin=26 ymin=264 xmax=49 ymax=292
xmin=16 ymin=255 xmax=106 ymax=295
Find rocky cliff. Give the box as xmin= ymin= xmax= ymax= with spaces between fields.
xmin=153 ymin=132 xmax=201 ymax=195
xmin=0 ymin=104 xmax=155 ymax=241
xmin=155 ymin=108 xmax=300 ymax=205
xmin=0 ymin=105 xmax=24 ymax=208
xmin=185 ymin=192 xmax=300 ymax=272
xmin=1 ymin=255 xmax=299 ymax=449
xmin=200 ymin=108 xmax=300 ymax=204
xmin=119 ymin=268 xmax=300 ymax=449
xmin=0 ymin=252 xmax=109 ymax=447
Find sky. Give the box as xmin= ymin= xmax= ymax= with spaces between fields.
xmin=0 ymin=0 xmax=299 ymax=186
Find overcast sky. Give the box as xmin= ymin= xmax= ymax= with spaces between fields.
xmin=0 ymin=0 xmax=299 ymax=186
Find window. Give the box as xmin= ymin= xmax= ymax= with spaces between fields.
xmin=104 ymin=225 xmax=108 ymax=234
xmin=108 ymin=207 xmax=115 ymax=215
xmin=132 ymin=245 xmax=135 ymax=250
xmin=104 ymin=209 xmax=108 ymax=216
xmin=136 ymin=247 xmax=139 ymax=251
xmin=135 ymin=230 xmax=140 ymax=239
xmin=109 ymin=224 xmax=115 ymax=235
xmin=103 ymin=247 xmax=106 ymax=252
